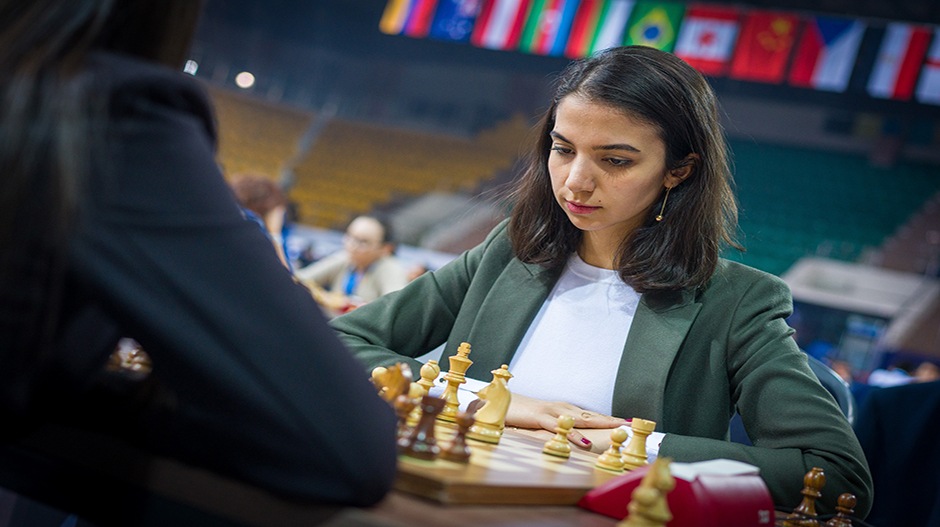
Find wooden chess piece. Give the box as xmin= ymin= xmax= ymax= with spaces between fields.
xmin=440 ymin=411 xmax=475 ymax=463
xmin=372 ymin=363 xmax=413 ymax=404
xmin=393 ymin=394 xmax=418 ymax=440
xmin=407 ymin=360 xmax=441 ymax=427
xmin=622 ymin=418 xmax=656 ymax=471
xmin=595 ymin=427 xmax=628 ymax=472
xmin=542 ymin=415 xmax=575 ymax=459
xmin=824 ymin=493 xmax=856 ymax=527
xmin=438 ymin=342 xmax=473 ymax=422
xmin=399 ymin=395 xmax=446 ymax=461
xmin=618 ymin=457 xmax=675 ymax=527
xmin=467 ymin=364 xmax=513 ymax=444
xmin=783 ymin=467 xmax=826 ymax=527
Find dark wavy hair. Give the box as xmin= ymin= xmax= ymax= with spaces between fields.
xmin=0 ymin=0 xmax=203 ymax=369
xmin=508 ymin=46 xmax=739 ymax=293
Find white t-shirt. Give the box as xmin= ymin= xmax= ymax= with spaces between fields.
xmin=506 ymin=253 xmax=641 ymax=416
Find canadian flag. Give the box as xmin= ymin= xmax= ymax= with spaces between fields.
xmin=674 ymin=4 xmax=740 ymax=76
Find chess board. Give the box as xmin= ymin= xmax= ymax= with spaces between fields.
xmin=394 ymin=424 xmax=621 ymax=505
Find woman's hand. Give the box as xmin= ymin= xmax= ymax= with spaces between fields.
xmin=506 ymin=393 xmax=625 ymax=452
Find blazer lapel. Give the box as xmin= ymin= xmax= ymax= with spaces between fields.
xmin=461 ymin=260 xmax=562 ymax=380
xmin=611 ymin=289 xmax=702 ymax=428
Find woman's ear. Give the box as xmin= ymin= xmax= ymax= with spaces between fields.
xmin=664 ymin=153 xmax=700 ymax=188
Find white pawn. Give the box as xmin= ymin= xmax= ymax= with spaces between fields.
xmin=543 ymin=415 xmax=575 ymax=459
xmin=596 ymin=427 xmax=628 ymax=472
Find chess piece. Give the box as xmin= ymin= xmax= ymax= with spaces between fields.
xmin=542 ymin=414 xmax=575 ymax=459
xmin=783 ymin=467 xmax=825 ymax=527
xmin=407 ymin=360 xmax=441 ymax=427
xmin=440 ymin=411 xmax=475 ymax=463
xmin=467 ymin=364 xmax=513 ymax=444
xmin=825 ymin=493 xmax=856 ymax=527
xmin=618 ymin=457 xmax=675 ymax=527
xmin=372 ymin=363 xmax=413 ymax=404
xmin=393 ymin=393 xmax=418 ymax=440
xmin=595 ymin=427 xmax=628 ymax=472
xmin=399 ymin=395 xmax=446 ymax=461
xmin=438 ymin=342 xmax=473 ymax=422
xmin=622 ymin=418 xmax=656 ymax=471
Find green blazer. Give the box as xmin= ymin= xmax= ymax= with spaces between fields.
xmin=331 ymin=221 xmax=873 ymax=516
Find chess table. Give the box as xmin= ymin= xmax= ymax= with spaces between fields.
xmin=0 ymin=423 xmax=794 ymax=527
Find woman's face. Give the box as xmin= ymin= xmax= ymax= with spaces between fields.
xmin=548 ymin=94 xmax=675 ymax=245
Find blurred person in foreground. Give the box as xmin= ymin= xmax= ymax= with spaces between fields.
xmin=295 ymin=215 xmax=408 ymax=315
xmin=0 ymin=0 xmax=396 ymax=506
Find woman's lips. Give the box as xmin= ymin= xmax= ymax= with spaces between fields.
xmin=566 ymin=201 xmax=600 ymax=214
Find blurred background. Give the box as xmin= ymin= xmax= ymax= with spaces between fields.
xmin=189 ymin=0 xmax=940 ymax=390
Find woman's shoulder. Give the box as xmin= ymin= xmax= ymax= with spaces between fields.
xmin=86 ymin=51 xmax=214 ymax=134
xmin=703 ymin=258 xmax=791 ymax=297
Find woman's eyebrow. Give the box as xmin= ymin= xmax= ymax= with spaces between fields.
xmin=550 ymin=131 xmax=640 ymax=153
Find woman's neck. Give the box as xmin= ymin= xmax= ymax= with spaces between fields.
xmin=578 ymin=231 xmax=622 ymax=270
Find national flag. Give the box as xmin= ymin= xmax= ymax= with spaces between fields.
xmin=379 ymin=0 xmax=439 ymax=37
xmin=519 ymin=0 xmax=581 ymax=56
xmin=470 ymin=0 xmax=533 ymax=50
xmin=429 ymin=0 xmax=484 ymax=42
xmin=380 ymin=0 xmax=414 ymax=35
xmin=575 ymin=0 xmax=636 ymax=57
xmin=623 ymin=1 xmax=685 ymax=52
xmin=915 ymin=28 xmax=940 ymax=105
xmin=729 ymin=10 xmax=800 ymax=84
xmin=673 ymin=4 xmax=740 ymax=76
xmin=564 ymin=0 xmax=605 ymax=58
xmin=867 ymin=22 xmax=932 ymax=100
xmin=788 ymin=16 xmax=866 ymax=92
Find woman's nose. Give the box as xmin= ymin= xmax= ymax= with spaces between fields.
xmin=565 ymin=157 xmax=595 ymax=193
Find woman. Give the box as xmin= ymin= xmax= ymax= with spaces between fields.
xmin=0 ymin=0 xmax=396 ymax=506
xmin=331 ymin=46 xmax=872 ymax=515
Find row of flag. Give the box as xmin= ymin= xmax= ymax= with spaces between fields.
xmin=379 ymin=0 xmax=940 ymax=106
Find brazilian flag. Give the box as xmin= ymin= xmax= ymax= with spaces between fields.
xmin=622 ymin=1 xmax=686 ymax=52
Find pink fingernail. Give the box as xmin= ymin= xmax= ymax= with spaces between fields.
xmin=581 ymin=438 xmax=591 ymax=445
xmin=624 ymin=419 xmax=632 ymax=423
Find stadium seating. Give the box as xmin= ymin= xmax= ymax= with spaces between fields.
xmin=289 ymin=115 xmax=529 ymax=229
xmin=209 ymin=87 xmax=314 ymax=180
xmin=724 ymin=141 xmax=940 ymax=276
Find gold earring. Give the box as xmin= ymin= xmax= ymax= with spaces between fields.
xmin=655 ymin=186 xmax=672 ymax=222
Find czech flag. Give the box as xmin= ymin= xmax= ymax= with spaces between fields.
xmin=673 ymin=4 xmax=740 ymax=77
xmin=788 ymin=16 xmax=866 ymax=93
xmin=867 ymin=22 xmax=932 ymax=101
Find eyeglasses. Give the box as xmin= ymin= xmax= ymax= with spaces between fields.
xmin=343 ymin=234 xmax=383 ymax=249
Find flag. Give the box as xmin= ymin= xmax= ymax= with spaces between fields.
xmin=564 ymin=0 xmax=635 ymax=59
xmin=470 ymin=0 xmax=532 ymax=50
xmin=915 ymin=27 xmax=940 ymax=105
xmin=564 ymin=0 xmax=604 ymax=58
xmin=429 ymin=0 xmax=484 ymax=42
xmin=788 ymin=16 xmax=866 ymax=92
xmin=519 ymin=0 xmax=581 ymax=56
xmin=380 ymin=0 xmax=415 ymax=35
xmin=622 ymin=1 xmax=685 ymax=52
xmin=729 ymin=10 xmax=800 ymax=84
xmin=379 ymin=0 xmax=439 ymax=37
xmin=673 ymin=4 xmax=740 ymax=76
xmin=867 ymin=22 xmax=932 ymax=100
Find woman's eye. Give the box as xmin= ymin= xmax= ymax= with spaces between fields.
xmin=550 ymin=145 xmax=573 ymax=155
xmin=606 ymin=157 xmax=631 ymax=167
